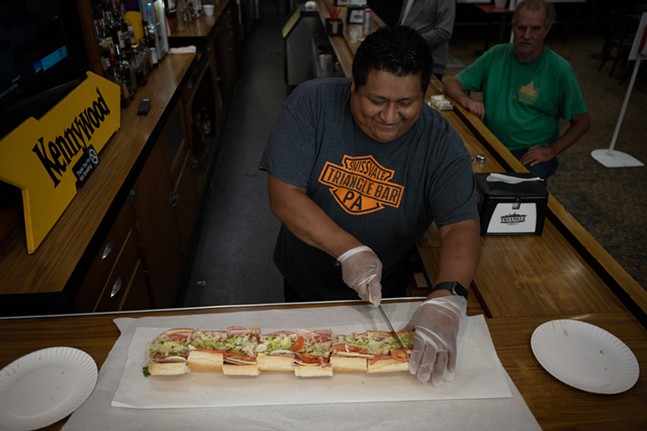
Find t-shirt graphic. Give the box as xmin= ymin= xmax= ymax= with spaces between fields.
xmin=318 ymin=155 xmax=404 ymax=215
xmin=517 ymin=81 xmax=539 ymax=105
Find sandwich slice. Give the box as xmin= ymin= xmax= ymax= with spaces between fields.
xmin=145 ymin=328 xmax=193 ymax=376
xmin=187 ymin=329 xmax=228 ymax=372
xmin=366 ymin=330 xmax=414 ymax=374
xmin=329 ymin=332 xmax=373 ymax=372
xmin=256 ymin=330 xmax=300 ymax=372
xmin=292 ymin=329 xmax=334 ymax=377
xmin=221 ymin=326 xmax=261 ymax=376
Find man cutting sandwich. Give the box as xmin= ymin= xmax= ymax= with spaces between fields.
xmin=259 ymin=25 xmax=480 ymax=386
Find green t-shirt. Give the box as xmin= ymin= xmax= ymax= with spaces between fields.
xmin=456 ymin=44 xmax=587 ymax=152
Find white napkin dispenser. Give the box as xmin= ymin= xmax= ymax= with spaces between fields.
xmin=476 ymin=173 xmax=548 ymax=236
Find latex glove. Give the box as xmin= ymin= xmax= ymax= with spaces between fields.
xmin=337 ymin=245 xmax=383 ymax=306
xmin=406 ymin=295 xmax=466 ymax=385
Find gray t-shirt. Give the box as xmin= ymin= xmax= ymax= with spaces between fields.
xmin=260 ymin=78 xmax=478 ymax=300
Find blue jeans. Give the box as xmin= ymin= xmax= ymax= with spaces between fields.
xmin=511 ymin=149 xmax=559 ymax=180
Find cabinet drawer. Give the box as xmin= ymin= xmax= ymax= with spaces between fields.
xmin=172 ymin=150 xmax=200 ymax=254
xmin=74 ymin=203 xmax=137 ymax=312
xmin=95 ymin=229 xmax=151 ymax=312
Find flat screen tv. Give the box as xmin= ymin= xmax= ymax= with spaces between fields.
xmin=0 ymin=0 xmax=90 ymax=139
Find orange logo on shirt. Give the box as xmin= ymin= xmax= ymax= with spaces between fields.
xmin=318 ymin=155 xmax=404 ymax=215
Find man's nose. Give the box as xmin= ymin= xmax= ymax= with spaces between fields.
xmin=380 ymin=103 xmax=399 ymax=123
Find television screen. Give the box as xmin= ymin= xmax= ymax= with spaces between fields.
xmin=0 ymin=0 xmax=89 ymax=137
xmin=0 ymin=1 xmax=70 ymax=102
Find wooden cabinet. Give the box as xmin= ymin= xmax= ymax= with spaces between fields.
xmin=131 ymin=134 xmax=185 ymax=309
xmin=206 ymin=46 xmax=225 ymax=135
xmin=74 ymin=201 xmax=152 ymax=313
xmin=94 ymin=230 xmax=150 ymax=312
xmin=162 ymin=96 xmax=200 ymax=258
xmin=0 ymin=1 xmax=241 ymax=317
xmin=215 ymin=3 xmax=240 ymax=107
xmin=74 ymin=88 xmax=202 ymax=312
xmin=184 ymin=55 xmax=219 ymax=201
xmin=72 ymin=3 xmax=243 ymax=313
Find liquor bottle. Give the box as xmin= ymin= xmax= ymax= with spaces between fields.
xmin=144 ymin=17 xmax=159 ymax=68
xmin=114 ymin=45 xmax=135 ymax=106
xmin=116 ymin=1 xmax=132 ymax=50
xmin=194 ymin=0 xmax=203 ymax=16
xmin=92 ymin=4 xmax=108 ymax=75
xmin=133 ymin=44 xmax=149 ymax=87
xmin=363 ymin=8 xmax=372 ymax=36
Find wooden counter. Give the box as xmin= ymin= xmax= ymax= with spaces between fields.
xmin=0 ymin=301 xmax=645 ymax=430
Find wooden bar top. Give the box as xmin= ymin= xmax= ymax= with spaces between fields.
xmin=166 ymin=0 xmax=231 ymax=40
xmin=0 ymin=302 xmax=645 ymax=430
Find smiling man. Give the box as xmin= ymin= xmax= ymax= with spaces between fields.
xmin=259 ymin=25 xmax=480 ymax=386
xmin=443 ymin=0 xmax=590 ymax=180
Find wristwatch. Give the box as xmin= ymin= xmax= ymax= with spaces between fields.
xmin=429 ymin=281 xmax=468 ymax=300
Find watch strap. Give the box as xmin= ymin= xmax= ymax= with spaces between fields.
xmin=430 ymin=281 xmax=468 ymax=300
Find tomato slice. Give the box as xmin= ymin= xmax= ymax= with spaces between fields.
xmin=295 ymin=353 xmax=322 ymax=364
xmin=291 ymin=336 xmax=304 ymax=352
xmin=224 ymin=352 xmax=256 ymax=362
xmin=368 ymin=354 xmax=389 ymax=365
xmin=168 ymin=333 xmax=191 ymax=342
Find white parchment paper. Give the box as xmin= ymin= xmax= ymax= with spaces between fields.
xmin=62 ymin=302 xmax=541 ymax=430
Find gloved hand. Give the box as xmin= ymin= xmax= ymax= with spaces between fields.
xmin=406 ymin=295 xmax=466 ymax=385
xmin=337 ymin=245 xmax=382 ymax=306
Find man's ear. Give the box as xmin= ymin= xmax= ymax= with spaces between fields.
xmin=350 ymin=78 xmax=356 ymax=93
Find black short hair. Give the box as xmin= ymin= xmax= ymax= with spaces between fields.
xmin=352 ymin=25 xmax=432 ymax=94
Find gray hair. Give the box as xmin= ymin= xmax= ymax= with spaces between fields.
xmin=512 ymin=0 xmax=556 ymax=31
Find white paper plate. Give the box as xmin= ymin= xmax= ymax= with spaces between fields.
xmin=0 ymin=347 xmax=98 ymax=431
xmin=531 ymin=320 xmax=639 ymax=394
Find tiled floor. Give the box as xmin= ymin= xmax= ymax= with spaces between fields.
xmin=183 ymin=8 xmax=646 ymax=307
xmin=182 ymin=12 xmax=288 ymax=306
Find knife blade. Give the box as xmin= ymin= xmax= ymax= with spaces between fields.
xmin=377 ymin=304 xmax=408 ymax=355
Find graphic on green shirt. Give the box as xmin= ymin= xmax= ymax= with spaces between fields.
xmin=517 ymin=81 xmax=539 ymax=105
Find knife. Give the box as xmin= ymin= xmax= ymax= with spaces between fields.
xmin=377 ymin=304 xmax=408 ymax=355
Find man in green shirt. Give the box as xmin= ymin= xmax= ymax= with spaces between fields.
xmin=443 ymin=0 xmax=590 ymax=179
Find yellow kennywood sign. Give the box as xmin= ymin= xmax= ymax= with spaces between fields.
xmin=0 ymin=72 xmax=120 ymax=254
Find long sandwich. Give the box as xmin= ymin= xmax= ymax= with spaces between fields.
xmin=144 ymin=327 xmax=414 ymax=377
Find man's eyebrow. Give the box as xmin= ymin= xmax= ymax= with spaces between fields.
xmin=366 ymin=93 xmax=419 ymax=103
